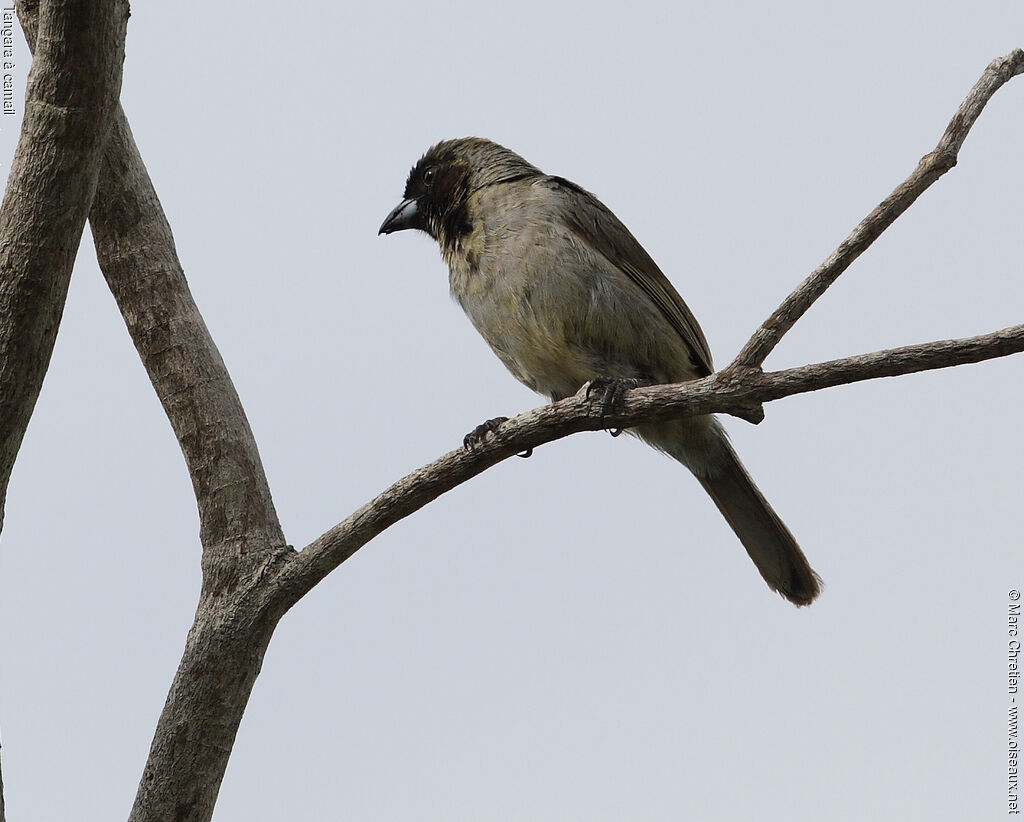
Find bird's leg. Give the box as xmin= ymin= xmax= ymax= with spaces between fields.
xmin=585 ymin=377 xmax=652 ymax=437
xmin=463 ymin=416 xmax=532 ymax=458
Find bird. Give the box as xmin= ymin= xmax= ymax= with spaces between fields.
xmin=379 ymin=137 xmax=821 ymax=606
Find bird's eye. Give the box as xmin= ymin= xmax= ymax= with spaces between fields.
xmin=422 ymin=167 xmax=436 ymax=186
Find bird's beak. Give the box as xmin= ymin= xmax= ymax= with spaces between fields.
xmin=378 ymin=198 xmax=423 ymax=235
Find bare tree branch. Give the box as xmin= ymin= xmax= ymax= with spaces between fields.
xmin=746 ymin=324 xmax=1024 ymax=402
xmin=84 ymin=86 xmax=292 ymax=822
xmin=7 ymin=5 xmax=291 ymax=820
xmin=90 ymin=111 xmax=289 ymax=562
xmin=15 ymin=0 xmax=287 ymax=570
xmin=274 ymin=323 xmax=1024 ymax=604
xmin=0 ymin=0 xmax=129 ymax=530
xmin=730 ymin=48 xmax=1024 ymax=372
xmin=93 ymin=107 xmax=293 ymax=819
xmin=83 ymin=104 xmax=294 ymax=822
xmin=0 ymin=3 xmax=128 ymax=816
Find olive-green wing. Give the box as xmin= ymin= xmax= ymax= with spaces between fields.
xmin=548 ymin=176 xmax=714 ymax=376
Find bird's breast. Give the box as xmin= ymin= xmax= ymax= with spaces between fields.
xmin=444 ymin=186 xmax=699 ymax=401
xmin=447 ymin=239 xmax=614 ymax=400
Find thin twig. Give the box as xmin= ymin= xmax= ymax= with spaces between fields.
xmin=753 ymin=324 xmax=1024 ymax=402
xmin=730 ymin=48 xmax=1024 ymax=372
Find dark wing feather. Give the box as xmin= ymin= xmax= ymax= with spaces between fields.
xmin=548 ymin=176 xmax=714 ymax=376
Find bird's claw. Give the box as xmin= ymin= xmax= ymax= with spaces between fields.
xmin=586 ymin=377 xmax=646 ymax=436
xmin=463 ymin=417 xmax=533 ymax=458
xmin=463 ymin=417 xmax=509 ymax=450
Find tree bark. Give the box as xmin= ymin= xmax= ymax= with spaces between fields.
xmin=0 ymin=0 xmax=129 ymax=529
xmin=84 ymin=101 xmax=292 ymax=822
xmin=78 ymin=58 xmax=291 ymax=822
xmin=9 ymin=4 xmax=291 ymax=819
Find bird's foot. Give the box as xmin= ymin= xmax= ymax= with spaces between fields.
xmin=463 ymin=417 xmax=509 ymax=449
xmin=463 ymin=416 xmax=532 ymax=458
xmin=585 ymin=377 xmax=650 ymax=437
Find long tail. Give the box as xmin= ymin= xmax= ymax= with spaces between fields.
xmin=637 ymin=417 xmax=821 ymax=606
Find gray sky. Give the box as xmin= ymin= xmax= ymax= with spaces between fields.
xmin=2 ymin=2 xmax=1023 ymax=820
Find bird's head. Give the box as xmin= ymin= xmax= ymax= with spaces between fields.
xmin=379 ymin=138 xmax=540 ymax=248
